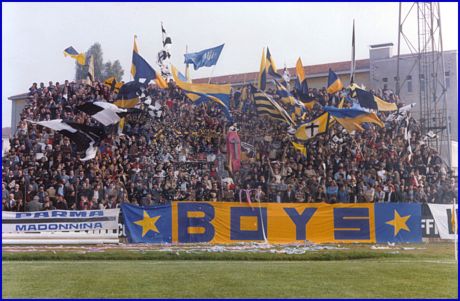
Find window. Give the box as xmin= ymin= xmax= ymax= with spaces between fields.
xmin=407 ymin=75 xmax=413 ymax=93
xmin=445 ymin=71 xmax=450 ymax=89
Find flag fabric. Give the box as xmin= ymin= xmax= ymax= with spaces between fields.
xmin=158 ymin=23 xmax=172 ymax=78
xmin=266 ymin=47 xmax=282 ymax=79
xmin=350 ymin=19 xmax=356 ymax=84
xmin=386 ymin=103 xmax=416 ymax=122
xmin=177 ymin=71 xmax=188 ymax=83
xmin=295 ymin=57 xmax=311 ymax=102
xmin=131 ymin=36 xmax=168 ymax=88
xmin=355 ymin=88 xmax=397 ymax=111
xmin=161 ymin=23 xmax=172 ymax=49
xmin=28 ymin=119 xmax=105 ymax=161
xmin=114 ymin=81 xmax=142 ymax=108
xmin=294 ymin=112 xmax=330 ymax=141
xmin=323 ymin=106 xmax=385 ymax=132
xmin=274 ymin=79 xmax=305 ymax=118
xmin=291 ymin=141 xmax=307 ymax=157
xmin=130 ymin=36 xmax=139 ymax=78
xmin=87 ymin=55 xmax=95 ymax=83
xmin=327 ymin=69 xmax=344 ymax=94
xmin=253 ymin=89 xmax=295 ymax=126
xmin=184 ymin=44 xmax=224 ymax=70
xmin=171 ymin=65 xmax=232 ymax=121
xmin=103 ymin=77 xmax=123 ymax=93
xmin=77 ymin=102 xmax=130 ymax=126
xmin=258 ymin=48 xmax=267 ymax=91
xmin=63 ymin=46 xmax=86 ymax=65
xmin=121 ymin=203 xmax=172 ymax=243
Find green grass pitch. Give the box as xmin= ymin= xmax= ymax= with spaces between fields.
xmin=2 ymin=243 xmax=458 ymax=298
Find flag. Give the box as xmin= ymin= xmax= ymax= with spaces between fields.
xmin=327 ymin=69 xmax=343 ymax=94
xmin=291 ymin=141 xmax=307 ymax=157
xmin=295 ymin=57 xmax=311 ymax=101
xmin=266 ymin=47 xmax=282 ymax=79
xmin=28 ymin=119 xmax=105 ymax=161
xmin=253 ymin=89 xmax=295 ymax=126
xmin=113 ymin=81 xmax=142 ymax=108
xmin=184 ymin=44 xmax=224 ymax=70
xmin=274 ymin=79 xmax=305 ymax=118
xmin=131 ymin=35 xmax=167 ymax=88
xmin=258 ymin=48 xmax=267 ymax=91
xmin=323 ymin=106 xmax=385 ymax=132
xmin=350 ymin=19 xmax=356 ymax=84
xmin=171 ymin=65 xmax=232 ymax=121
xmin=121 ymin=203 xmax=172 ymax=243
xmin=63 ymin=46 xmax=86 ymax=65
xmin=294 ymin=112 xmax=330 ymax=141
xmin=386 ymin=103 xmax=416 ymax=122
xmin=355 ymin=88 xmax=397 ymax=111
xmin=177 ymin=71 xmax=188 ymax=83
xmin=103 ymin=77 xmax=123 ymax=93
xmin=161 ymin=23 xmax=172 ymax=49
xmin=87 ymin=55 xmax=95 ymax=83
xmin=77 ymin=102 xmax=130 ymax=126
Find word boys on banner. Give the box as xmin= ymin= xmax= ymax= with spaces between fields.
xmin=122 ymin=202 xmax=421 ymax=244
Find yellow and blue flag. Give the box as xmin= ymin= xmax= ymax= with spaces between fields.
xmin=258 ymin=48 xmax=267 ymax=91
xmin=323 ymin=106 xmax=384 ymax=132
xmin=104 ymin=77 xmax=124 ymax=94
xmin=184 ymin=44 xmax=224 ymax=70
xmin=113 ymin=81 xmax=141 ymax=109
xmin=291 ymin=141 xmax=307 ymax=157
xmin=294 ymin=58 xmax=309 ymax=100
xmin=171 ymin=65 xmax=233 ymax=121
xmin=266 ymin=47 xmax=282 ymax=79
xmin=253 ymin=89 xmax=295 ymax=126
xmin=64 ymin=46 xmax=86 ymax=65
xmin=274 ymin=79 xmax=305 ymax=118
xmin=131 ymin=35 xmax=168 ymax=88
xmin=121 ymin=203 xmax=172 ymax=243
xmin=294 ymin=112 xmax=330 ymax=141
xmin=326 ymin=68 xmax=343 ymax=94
xmin=355 ymin=88 xmax=397 ymax=111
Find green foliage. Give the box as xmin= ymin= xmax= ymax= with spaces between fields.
xmin=75 ymin=43 xmax=124 ymax=82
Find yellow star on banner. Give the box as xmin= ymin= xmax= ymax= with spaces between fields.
xmin=134 ymin=211 xmax=161 ymax=237
xmin=386 ymin=210 xmax=411 ymax=236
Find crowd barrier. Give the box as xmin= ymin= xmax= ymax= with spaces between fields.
xmin=2 ymin=209 xmax=120 ymax=245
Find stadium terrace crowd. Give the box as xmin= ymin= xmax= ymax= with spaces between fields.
xmin=2 ymin=78 xmax=457 ymax=212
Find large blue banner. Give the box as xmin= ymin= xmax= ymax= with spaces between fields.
xmin=184 ymin=44 xmax=224 ymax=70
xmin=121 ymin=202 xmax=422 ymax=244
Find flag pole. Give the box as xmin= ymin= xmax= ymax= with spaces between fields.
xmin=208 ymin=64 xmax=217 ymax=84
xmin=350 ymin=19 xmax=355 ymax=85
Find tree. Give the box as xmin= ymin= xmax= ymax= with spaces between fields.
xmin=102 ymin=60 xmax=124 ymax=82
xmin=75 ymin=43 xmax=124 ymax=82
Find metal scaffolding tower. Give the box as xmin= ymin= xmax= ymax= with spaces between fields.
xmin=395 ymin=2 xmax=451 ymax=167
